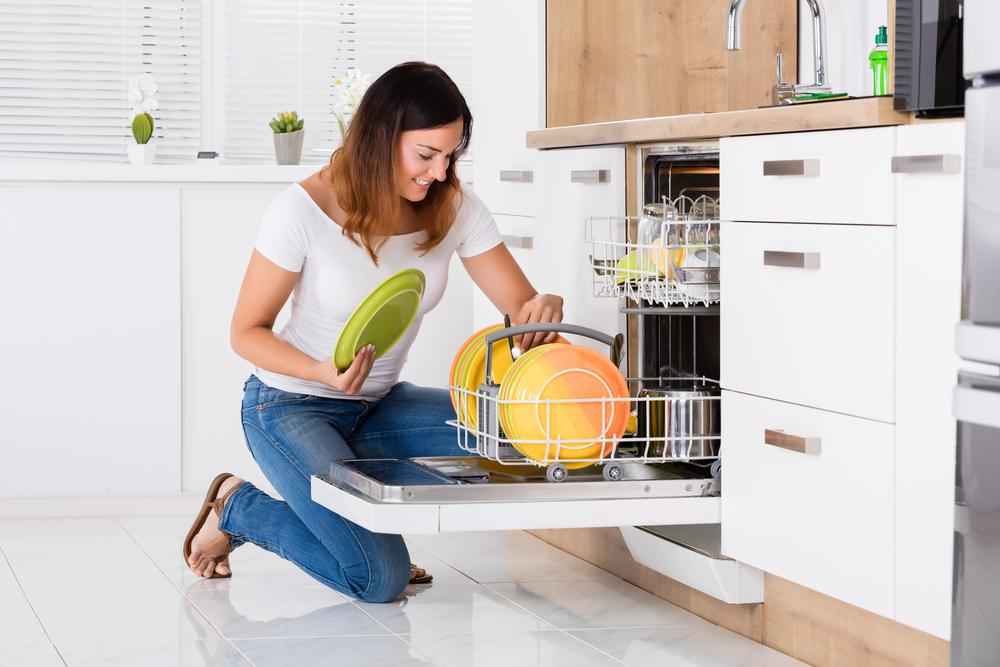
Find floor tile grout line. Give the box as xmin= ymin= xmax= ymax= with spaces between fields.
xmin=116 ymin=518 xmax=258 ymax=667
xmin=480 ymin=582 xmax=630 ymax=665
xmin=0 ymin=543 xmax=69 ymax=667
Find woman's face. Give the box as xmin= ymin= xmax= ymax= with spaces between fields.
xmin=395 ymin=118 xmax=464 ymax=202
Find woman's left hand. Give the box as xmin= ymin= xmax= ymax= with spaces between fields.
xmin=514 ymin=293 xmax=564 ymax=352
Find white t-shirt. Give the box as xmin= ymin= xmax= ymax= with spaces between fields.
xmin=252 ymin=182 xmax=502 ymax=400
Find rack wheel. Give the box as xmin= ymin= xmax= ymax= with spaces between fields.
xmin=603 ymin=463 xmax=625 ymax=482
xmin=546 ymin=464 xmax=568 ymax=483
xmin=710 ymin=459 xmax=721 ymax=479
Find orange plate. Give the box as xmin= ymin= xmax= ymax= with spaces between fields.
xmin=500 ymin=345 xmax=629 ymax=468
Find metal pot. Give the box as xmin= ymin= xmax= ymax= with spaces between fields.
xmin=636 ymin=383 xmax=719 ymax=460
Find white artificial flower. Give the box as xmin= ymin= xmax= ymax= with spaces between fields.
xmin=128 ymin=73 xmax=160 ymax=116
xmin=330 ymin=69 xmax=372 ymax=137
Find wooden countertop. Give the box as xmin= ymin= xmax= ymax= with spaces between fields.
xmin=526 ymin=97 xmax=911 ymax=149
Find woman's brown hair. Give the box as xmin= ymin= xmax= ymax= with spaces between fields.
xmin=328 ymin=62 xmax=473 ymax=264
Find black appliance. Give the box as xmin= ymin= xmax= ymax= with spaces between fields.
xmin=894 ymin=0 xmax=965 ymax=116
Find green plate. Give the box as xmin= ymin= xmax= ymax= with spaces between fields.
xmin=333 ymin=268 xmax=426 ymax=371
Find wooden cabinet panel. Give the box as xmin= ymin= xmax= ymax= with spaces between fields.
xmin=546 ymin=0 xmax=798 ymax=127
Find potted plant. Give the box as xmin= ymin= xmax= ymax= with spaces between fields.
xmin=127 ymin=74 xmax=159 ymax=165
xmin=270 ymin=111 xmax=304 ymax=165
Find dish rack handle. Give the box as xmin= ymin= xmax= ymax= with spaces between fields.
xmin=484 ymin=323 xmax=616 ymax=380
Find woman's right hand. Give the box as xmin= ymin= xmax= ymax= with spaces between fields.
xmin=311 ymin=344 xmax=375 ymax=394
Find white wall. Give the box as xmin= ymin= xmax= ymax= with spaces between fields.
xmin=799 ymin=0 xmax=890 ymax=98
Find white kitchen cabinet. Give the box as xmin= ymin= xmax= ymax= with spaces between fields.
xmin=892 ymin=120 xmax=964 ymax=639
xmin=471 ymin=0 xmax=545 ymax=216
xmin=720 ymin=127 xmax=897 ymax=226
xmin=537 ymin=145 xmax=627 ymax=350
xmin=0 ymin=185 xmax=181 ymax=497
xmin=720 ymin=390 xmax=896 ymax=617
xmin=720 ymin=221 xmax=896 ymax=423
xmin=180 ymin=186 xmax=287 ymax=495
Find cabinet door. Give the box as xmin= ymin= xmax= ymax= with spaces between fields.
xmin=537 ymin=146 xmax=627 ymax=352
xmin=0 ymin=185 xmax=181 ymax=497
xmin=181 ymin=187 xmax=287 ymax=496
xmin=471 ymin=0 xmax=545 ymax=216
xmin=893 ymin=121 xmax=964 ymax=639
xmin=720 ymin=390 xmax=895 ymax=617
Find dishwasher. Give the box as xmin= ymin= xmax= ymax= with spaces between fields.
xmin=311 ymin=143 xmax=733 ymax=544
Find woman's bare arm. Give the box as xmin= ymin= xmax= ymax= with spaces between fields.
xmin=230 ymin=250 xmax=374 ymax=394
xmin=460 ymin=243 xmax=563 ymax=350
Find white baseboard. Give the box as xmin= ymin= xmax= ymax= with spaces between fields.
xmin=0 ymin=495 xmax=203 ymax=519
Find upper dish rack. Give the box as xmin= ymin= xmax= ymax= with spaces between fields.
xmin=587 ymin=195 xmax=721 ymax=308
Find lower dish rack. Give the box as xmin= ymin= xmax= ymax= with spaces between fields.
xmin=449 ymin=376 xmax=720 ymax=483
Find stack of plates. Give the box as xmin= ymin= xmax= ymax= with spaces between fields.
xmin=498 ymin=344 xmax=629 ymax=469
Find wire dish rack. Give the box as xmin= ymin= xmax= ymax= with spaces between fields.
xmin=586 ymin=195 xmax=721 ymax=308
xmin=448 ymin=324 xmax=721 ymax=483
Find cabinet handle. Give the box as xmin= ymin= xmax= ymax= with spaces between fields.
xmin=762 ymin=159 xmax=820 ymax=176
xmin=954 ymin=385 xmax=1000 ymax=430
xmin=570 ymin=169 xmax=610 ymax=184
xmin=764 ymin=428 xmax=821 ymax=455
xmin=891 ymin=154 xmax=961 ymax=175
xmin=502 ymin=234 xmax=533 ymax=249
xmin=499 ymin=170 xmax=533 ymax=183
xmin=763 ymin=250 xmax=821 ymax=269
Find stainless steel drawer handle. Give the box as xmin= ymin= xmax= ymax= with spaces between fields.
xmin=501 ymin=234 xmax=533 ymax=249
xmin=499 ymin=170 xmax=533 ymax=183
xmin=763 ymin=250 xmax=820 ymax=269
xmin=764 ymin=428 xmax=821 ymax=455
xmin=570 ymin=169 xmax=610 ymax=184
xmin=891 ymin=154 xmax=962 ymax=175
xmin=762 ymin=159 xmax=820 ymax=176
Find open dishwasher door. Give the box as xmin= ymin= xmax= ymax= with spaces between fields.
xmin=311 ymin=457 xmax=719 ymax=534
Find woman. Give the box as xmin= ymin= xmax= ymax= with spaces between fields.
xmin=181 ymin=62 xmax=563 ymax=602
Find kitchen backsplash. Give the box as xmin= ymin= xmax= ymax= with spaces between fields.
xmin=799 ymin=0 xmax=890 ymax=98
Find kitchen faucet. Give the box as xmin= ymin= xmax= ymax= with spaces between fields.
xmin=727 ymin=0 xmax=831 ymax=103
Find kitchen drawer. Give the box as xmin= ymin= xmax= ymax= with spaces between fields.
xmin=720 ymin=390 xmax=895 ymax=617
xmin=472 ymin=154 xmax=542 ymax=218
xmin=720 ymin=127 xmax=896 ymax=225
xmin=720 ymin=221 xmax=895 ymax=422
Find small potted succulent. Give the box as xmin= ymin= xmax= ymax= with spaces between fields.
xmin=270 ymin=111 xmax=304 ymax=165
xmin=127 ymin=74 xmax=159 ymax=165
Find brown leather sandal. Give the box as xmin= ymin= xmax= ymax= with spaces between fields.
xmin=182 ymin=472 xmax=243 ymax=579
xmin=409 ymin=564 xmax=433 ymax=584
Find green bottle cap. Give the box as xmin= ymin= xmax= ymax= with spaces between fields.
xmin=876 ymin=25 xmax=888 ymax=46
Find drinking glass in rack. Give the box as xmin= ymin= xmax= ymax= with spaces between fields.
xmin=586 ymin=194 xmax=721 ymax=308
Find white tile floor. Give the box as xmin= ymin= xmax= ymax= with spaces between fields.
xmin=0 ymin=517 xmax=804 ymax=666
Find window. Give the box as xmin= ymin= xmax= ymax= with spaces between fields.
xmin=0 ymin=1 xmax=201 ymax=163
xmin=0 ymin=1 xmax=472 ymax=165
xmin=222 ymin=0 xmax=473 ymax=164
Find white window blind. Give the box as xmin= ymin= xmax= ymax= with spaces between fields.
xmin=0 ymin=1 xmax=201 ymax=163
xmin=223 ymin=0 xmax=472 ymax=164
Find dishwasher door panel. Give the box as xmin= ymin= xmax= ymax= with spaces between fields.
xmin=311 ymin=457 xmax=720 ymax=534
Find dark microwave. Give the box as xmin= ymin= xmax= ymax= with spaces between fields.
xmin=894 ymin=0 xmax=965 ymax=116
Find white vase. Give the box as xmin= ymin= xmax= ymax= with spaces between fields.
xmin=127 ymin=142 xmax=157 ymax=165
xmin=273 ymin=129 xmax=304 ymax=165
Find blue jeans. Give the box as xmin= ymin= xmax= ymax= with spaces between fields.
xmin=218 ymin=375 xmax=463 ymax=603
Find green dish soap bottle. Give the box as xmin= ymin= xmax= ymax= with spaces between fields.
xmin=869 ymin=25 xmax=889 ymax=96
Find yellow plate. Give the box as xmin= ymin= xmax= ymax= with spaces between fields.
xmin=500 ymin=345 xmax=629 ymax=468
